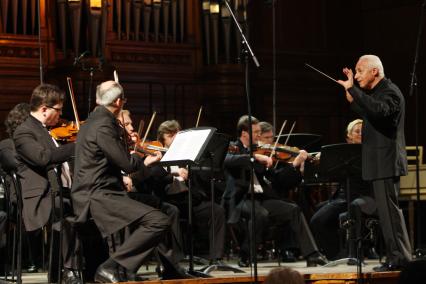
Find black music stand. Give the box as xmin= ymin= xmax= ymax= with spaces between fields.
xmin=318 ymin=143 xmax=362 ymax=268
xmin=191 ymin=133 xmax=245 ymax=274
xmin=160 ymin=127 xmax=218 ymax=278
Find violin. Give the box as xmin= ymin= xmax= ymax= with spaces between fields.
xmin=256 ymin=142 xmax=318 ymax=163
xmin=134 ymin=140 xmax=168 ymax=157
xmin=50 ymin=120 xmax=79 ymax=142
xmin=50 ymin=77 xmax=82 ymax=142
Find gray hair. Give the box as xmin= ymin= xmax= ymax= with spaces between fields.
xmin=359 ymin=55 xmax=385 ymax=78
xmin=96 ymin=81 xmax=124 ymax=106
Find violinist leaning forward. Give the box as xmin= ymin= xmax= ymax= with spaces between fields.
xmin=223 ymin=115 xmax=328 ymax=267
xmin=116 ymin=111 xmax=186 ymax=266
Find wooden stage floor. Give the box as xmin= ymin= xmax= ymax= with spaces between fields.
xmin=0 ymin=260 xmax=400 ymax=284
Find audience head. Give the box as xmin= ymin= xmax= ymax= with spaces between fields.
xmin=263 ymin=267 xmax=304 ymax=284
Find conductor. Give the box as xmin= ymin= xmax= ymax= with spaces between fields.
xmin=337 ymin=55 xmax=412 ymax=271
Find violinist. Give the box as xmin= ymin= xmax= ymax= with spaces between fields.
xmin=117 ymin=111 xmax=185 ymax=266
xmin=12 ymin=84 xmax=81 ymax=283
xmin=258 ymin=121 xmax=308 ymax=262
xmin=147 ymin=120 xmax=227 ymax=264
xmin=223 ymin=115 xmax=327 ymax=267
xmin=310 ymin=119 xmax=377 ymax=261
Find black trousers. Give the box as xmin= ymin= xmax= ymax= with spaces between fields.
xmin=239 ymin=198 xmax=318 ymax=258
xmin=310 ymin=195 xmax=376 ymax=259
xmin=110 ymin=209 xmax=170 ymax=272
xmin=372 ymin=177 xmax=412 ymax=265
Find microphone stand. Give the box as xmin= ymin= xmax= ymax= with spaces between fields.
xmin=222 ymin=1 xmax=260 ymax=283
xmin=74 ymin=53 xmax=103 ymax=117
xmin=408 ymin=0 xmax=426 ymax=258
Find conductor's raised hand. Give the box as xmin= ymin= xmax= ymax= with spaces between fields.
xmin=337 ymin=67 xmax=355 ymax=103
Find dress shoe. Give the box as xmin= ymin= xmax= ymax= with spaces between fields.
xmin=26 ymin=264 xmax=39 ymax=273
xmin=281 ymin=250 xmax=297 ymax=263
xmin=62 ymin=268 xmax=83 ymax=284
xmin=306 ymin=251 xmax=329 ymax=267
xmin=94 ymin=266 xmax=121 ymax=283
xmin=373 ymin=263 xmax=404 ymax=272
xmin=238 ymin=257 xmax=250 ymax=268
xmin=161 ymin=266 xmax=196 ymax=280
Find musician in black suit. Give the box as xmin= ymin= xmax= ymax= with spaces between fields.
xmin=223 ymin=115 xmax=327 ymax=267
xmin=149 ymin=120 xmax=226 ymax=263
xmin=338 ymin=55 xmax=411 ymax=271
xmin=13 ymin=85 xmax=80 ymax=283
xmin=71 ymin=81 xmax=189 ymax=283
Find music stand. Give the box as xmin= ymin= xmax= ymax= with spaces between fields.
xmin=191 ymin=133 xmax=245 ymax=274
xmin=160 ymin=127 xmax=217 ymax=278
xmin=318 ymin=143 xmax=362 ymax=268
xmin=275 ymin=133 xmax=322 ymax=153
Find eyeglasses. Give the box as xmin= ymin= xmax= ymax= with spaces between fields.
xmin=46 ymin=105 xmax=63 ymax=112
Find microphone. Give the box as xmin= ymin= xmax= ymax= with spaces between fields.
xmin=73 ymin=51 xmax=90 ymax=66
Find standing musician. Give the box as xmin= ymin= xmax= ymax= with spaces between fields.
xmin=224 ymin=115 xmax=327 ymax=267
xmin=309 ymin=119 xmax=377 ymax=260
xmin=13 ymin=84 xmax=81 ymax=284
xmin=71 ymin=81 xmax=190 ymax=283
xmin=337 ymin=55 xmax=411 ymax=271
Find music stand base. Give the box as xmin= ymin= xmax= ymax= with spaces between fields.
xmin=199 ymin=264 xmax=245 ymax=274
xmin=187 ymin=269 xmax=212 ymax=278
xmin=323 ymin=258 xmax=361 ymax=267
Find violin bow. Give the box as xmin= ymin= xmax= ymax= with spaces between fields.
xmin=274 ymin=121 xmax=296 ymax=169
xmin=66 ymin=77 xmax=81 ymax=130
xmin=133 ymin=119 xmax=145 ymax=152
xmin=269 ymin=120 xmax=287 ymax=159
xmin=114 ymin=70 xmax=119 ymax=83
xmin=195 ymin=106 xmax=203 ymax=127
xmin=283 ymin=121 xmax=296 ymax=146
xmin=141 ymin=111 xmax=157 ymax=146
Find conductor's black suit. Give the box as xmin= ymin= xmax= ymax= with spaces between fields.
xmin=348 ymin=78 xmax=411 ymax=266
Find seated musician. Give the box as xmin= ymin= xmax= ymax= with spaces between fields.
xmin=12 ymin=85 xmax=81 ymax=284
xmin=309 ymin=119 xmax=377 ymax=260
xmin=145 ymin=120 xmax=227 ymax=264
xmin=258 ymin=121 xmax=306 ymax=262
xmin=71 ymin=81 xmax=190 ymax=283
xmin=223 ymin=115 xmax=327 ymax=267
xmin=117 ymin=110 xmax=185 ymax=265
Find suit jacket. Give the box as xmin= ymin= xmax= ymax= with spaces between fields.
xmin=0 ymin=138 xmax=20 ymax=204
xmin=13 ymin=115 xmax=75 ymax=231
xmin=71 ymin=106 xmax=149 ymax=237
xmin=348 ymin=78 xmax=407 ymax=181
xmin=223 ymin=139 xmax=301 ymax=223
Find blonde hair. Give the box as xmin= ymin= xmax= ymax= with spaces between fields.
xmin=346 ymin=119 xmax=363 ymax=137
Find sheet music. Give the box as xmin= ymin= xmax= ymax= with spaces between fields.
xmin=161 ymin=128 xmax=213 ymax=163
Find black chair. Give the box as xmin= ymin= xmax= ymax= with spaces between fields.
xmin=1 ymin=172 xmax=24 ymax=284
